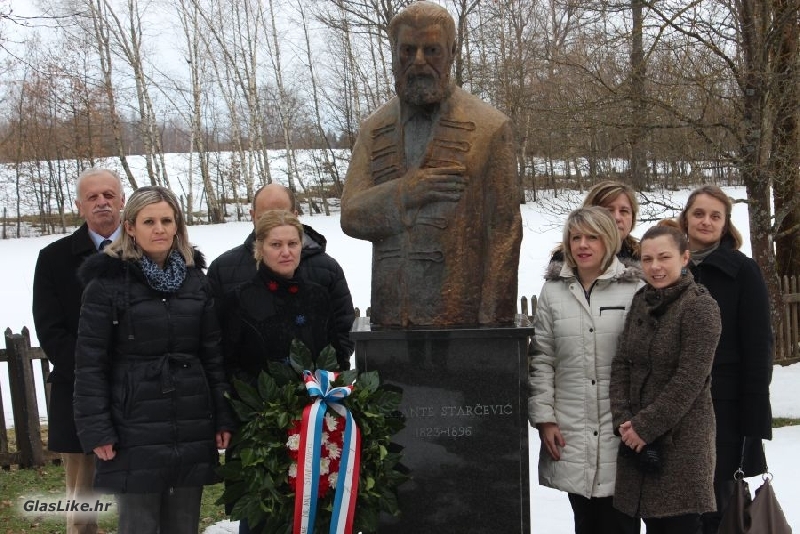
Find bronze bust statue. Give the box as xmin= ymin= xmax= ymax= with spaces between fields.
xmin=341 ymin=1 xmax=522 ymax=327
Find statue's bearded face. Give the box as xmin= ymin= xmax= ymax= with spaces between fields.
xmin=393 ymin=24 xmax=453 ymax=106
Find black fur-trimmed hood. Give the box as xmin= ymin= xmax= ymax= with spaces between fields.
xmin=78 ymin=248 xmax=207 ymax=286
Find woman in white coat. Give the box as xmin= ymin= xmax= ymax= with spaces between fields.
xmin=529 ymin=206 xmax=642 ymax=534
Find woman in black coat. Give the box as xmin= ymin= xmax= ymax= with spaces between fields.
xmin=679 ymin=185 xmax=773 ymax=534
xmin=221 ymin=209 xmax=343 ymax=534
xmin=74 ymin=186 xmax=234 ymax=534
xmin=222 ymin=210 xmax=345 ymax=384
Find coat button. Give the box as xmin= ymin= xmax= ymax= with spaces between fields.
xmin=593 ymin=431 xmax=598 ymax=436
xmin=589 ymin=328 xmax=594 ymax=333
xmin=591 ymin=380 xmax=596 ymax=385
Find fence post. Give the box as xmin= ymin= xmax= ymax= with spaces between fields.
xmin=4 ymin=328 xmax=44 ymax=468
xmin=0 ymin=373 xmax=8 ymax=464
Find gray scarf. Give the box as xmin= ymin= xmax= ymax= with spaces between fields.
xmin=690 ymin=242 xmax=720 ymax=266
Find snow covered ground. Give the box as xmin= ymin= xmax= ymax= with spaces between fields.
xmin=0 ymin=186 xmax=796 ymax=531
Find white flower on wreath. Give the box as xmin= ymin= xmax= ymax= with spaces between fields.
xmin=325 ymin=441 xmax=342 ymax=460
xmin=328 ymin=472 xmax=339 ymax=487
xmin=320 ymin=457 xmax=331 ymax=476
xmin=288 ymin=462 xmax=297 ymax=478
xmin=287 ymin=434 xmax=300 ymax=451
xmin=324 ymin=413 xmax=339 ymax=431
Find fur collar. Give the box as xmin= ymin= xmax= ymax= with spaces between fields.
xmin=78 ymin=248 xmax=206 ymax=286
xmin=544 ymin=256 xmax=643 ymax=283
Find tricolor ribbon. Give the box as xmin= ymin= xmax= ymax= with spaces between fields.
xmin=293 ymin=370 xmax=361 ymax=534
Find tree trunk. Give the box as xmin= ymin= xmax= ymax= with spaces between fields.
xmin=87 ymin=0 xmax=138 ymax=190
xmin=629 ymin=0 xmax=647 ymax=191
xmin=739 ymin=0 xmax=784 ymax=334
xmin=771 ymin=0 xmax=800 ymax=277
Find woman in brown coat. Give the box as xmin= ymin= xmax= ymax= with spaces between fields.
xmin=610 ymin=223 xmax=721 ymax=534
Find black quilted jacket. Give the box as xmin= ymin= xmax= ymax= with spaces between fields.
xmin=207 ymin=224 xmax=355 ymax=358
xmin=74 ymin=249 xmax=234 ymax=493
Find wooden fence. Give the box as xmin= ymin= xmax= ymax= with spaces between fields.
xmin=3 ymin=288 xmax=798 ymax=469
xmin=775 ymin=276 xmax=800 ymax=364
xmin=0 ymin=327 xmax=59 ymax=468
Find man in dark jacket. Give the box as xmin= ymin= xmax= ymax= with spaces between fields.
xmin=32 ymin=167 xmax=125 ymax=534
xmin=207 ymin=183 xmax=355 ymax=360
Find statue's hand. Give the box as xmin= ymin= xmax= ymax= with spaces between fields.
xmin=402 ymin=165 xmax=468 ymax=209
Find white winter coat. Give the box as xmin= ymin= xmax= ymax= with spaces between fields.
xmin=529 ymin=257 xmax=642 ymax=498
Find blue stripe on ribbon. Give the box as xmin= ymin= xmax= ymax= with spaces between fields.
xmin=298 ymin=370 xmax=359 ymax=534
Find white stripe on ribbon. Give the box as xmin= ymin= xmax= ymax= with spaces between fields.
xmin=293 ymin=370 xmax=361 ymax=534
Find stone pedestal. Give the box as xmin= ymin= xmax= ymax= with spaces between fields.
xmin=351 ymin=318 xmax=533 ymax=533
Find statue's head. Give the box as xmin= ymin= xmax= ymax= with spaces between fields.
xmin=389 ymin=1 xmax=457 ymax=107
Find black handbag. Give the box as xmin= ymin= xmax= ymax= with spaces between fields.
xmin=718 ymin=441 xmax=792 ymax=534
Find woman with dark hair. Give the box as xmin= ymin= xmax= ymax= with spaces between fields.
xmin=678 ymin=185 xmax=773 ymax=534
xmin=74 ymin=186 xmax=234 ymax=534
xmin=530 ymin=206 xmax=642 ymax=534
xmin=611 ymin=223 xmax=721 ymax=533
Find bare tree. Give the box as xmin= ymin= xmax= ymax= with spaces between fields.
xmin=297 ymin=0 xmax=343 ymax=197
xmin=58 ymin=0 xmax=139 ymax=189
xmin=192 ymin=0 xmax=274 ymax=193
xmin=643 ymin=0 xmax=799 ymax=329
xmin=771 ymin=0 xmax=800 ymax=277
xmin=264 ymin=0 xmax=298 ymax=194
xmin=628 ymin=0 xmax=647 ymax=190
xmin=172 ymin=0 xmax=223 ymax=222
xmin=96 ymin=0 xmax=169 ymax=187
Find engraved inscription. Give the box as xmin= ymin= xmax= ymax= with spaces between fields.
xmin=402 ymin=401 xmax=515 ymax=440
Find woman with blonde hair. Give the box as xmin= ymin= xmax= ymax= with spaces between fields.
xmin=74 ymin=186 xmax=234 ymax=534
xmin=221 ymin=209 xmax=346 ymax=533
xmin=583 ymin=180 xmax=640 ymax=260
xmin=678 ymin=185 xmax=773 ymax=534
xmin=530 ymin=206 xmax=642 ymax=534
xmin=222 ymin=209 xmax=347 ymax=382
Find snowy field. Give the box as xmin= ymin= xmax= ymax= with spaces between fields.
xmin=0 ymin=186 xmax=796 ymax=531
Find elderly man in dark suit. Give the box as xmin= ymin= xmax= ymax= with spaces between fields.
xmin=340 ymin=1 xmax=522 ymax=327
xmin=33 ymin=168 xmax=125 ymax=534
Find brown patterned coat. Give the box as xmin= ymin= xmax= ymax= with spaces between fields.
xmin=340 ymin=86 xmax=522 ymax=327
xmin=610 ymin=273 xmax=721 ymax=518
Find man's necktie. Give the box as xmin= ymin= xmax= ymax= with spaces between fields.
xmin=99 ymin=239 xmax=112 ymax=251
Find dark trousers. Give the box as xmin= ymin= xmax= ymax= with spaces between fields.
xmin=701 ymin=477 xmax=736 ymax=534
xmin=643 ymin=513 xmax=701 ymax=534
xmin=568 ymin=493 xmax=641 ymax=534
xmin=116 ymin=486 xmax=203 ymax=534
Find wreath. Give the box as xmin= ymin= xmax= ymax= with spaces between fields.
xmin=218 ymin=340 xmax=407 ymax=534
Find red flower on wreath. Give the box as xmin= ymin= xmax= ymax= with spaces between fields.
xmin=287 ymin=413 xmax=345 ymax=499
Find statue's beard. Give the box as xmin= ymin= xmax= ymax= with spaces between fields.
xmin=396 ymin=71 xmax=449 ymax=106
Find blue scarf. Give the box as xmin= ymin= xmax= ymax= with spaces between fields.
xmin=138 ymin=250 xmax=187 ymax=292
